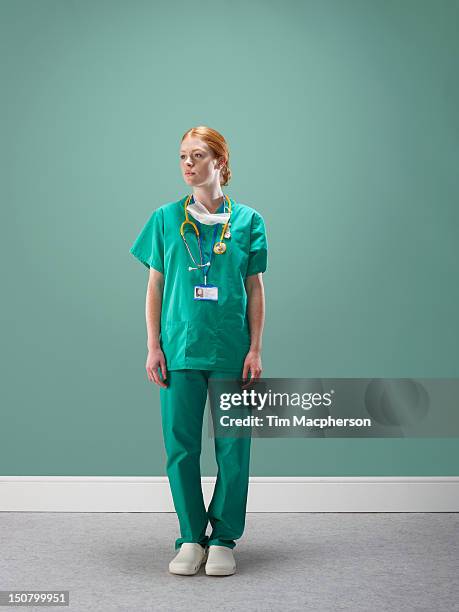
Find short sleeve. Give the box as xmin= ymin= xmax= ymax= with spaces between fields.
xmin=129 ymin=208 xmax=164 ymax=273
xmin=246 ymin=212 xmax=268 ymax=277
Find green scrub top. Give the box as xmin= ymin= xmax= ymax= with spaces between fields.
xmin=129 ymin=195 xmax=268 ymax=371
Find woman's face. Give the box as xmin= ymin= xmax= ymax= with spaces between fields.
xmin=180 ymin=136 xmax=222 ymax=187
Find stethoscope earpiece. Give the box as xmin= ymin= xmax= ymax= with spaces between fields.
xmin=188 ymin=262 xmax=210 ymax=271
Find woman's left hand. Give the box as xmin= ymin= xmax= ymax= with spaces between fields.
xmin=242 ymin=350 xmax=262 ymax=389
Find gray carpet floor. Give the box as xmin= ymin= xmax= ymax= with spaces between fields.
xmin=1 ymin=512 xmax=458 ymax=612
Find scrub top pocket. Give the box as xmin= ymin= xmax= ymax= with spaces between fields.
xmin=185 ymin=320 xmax=217 ymax=366
xmin=161 ymin=321 xmax=189 ymax=369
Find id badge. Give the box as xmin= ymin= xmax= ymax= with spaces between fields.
xmin=194 ymin=284 xmax=218 ymax=301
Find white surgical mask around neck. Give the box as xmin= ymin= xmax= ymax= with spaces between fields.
xmin=186 ymin=197 xmax=230 ymax=226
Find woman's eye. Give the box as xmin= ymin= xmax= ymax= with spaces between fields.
xmin=195 ymin=153 xmax=202 ymax=158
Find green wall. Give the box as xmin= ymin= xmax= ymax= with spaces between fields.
xmin=2 ymin=0 xmax=458 ymax=476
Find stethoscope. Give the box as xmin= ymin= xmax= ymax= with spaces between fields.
xmin=180 ymin=194 xmax=232 ymax=279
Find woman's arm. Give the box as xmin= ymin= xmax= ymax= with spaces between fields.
xmin=145 ymin=268 xmax=168 ymax=387
xmin=242 ymin=273 xmax=265 ymax=386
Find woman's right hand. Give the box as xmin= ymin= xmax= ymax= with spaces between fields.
xmin=146 ymin=347 xmax=168 ymax=388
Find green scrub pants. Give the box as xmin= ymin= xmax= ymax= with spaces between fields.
xmin=159 ymin=369 xmax=252 ymax=551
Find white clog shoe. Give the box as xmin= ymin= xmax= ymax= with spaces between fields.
xmin=205 ymin=545 xmax=236 ymax=576
xmin=169 ymin=543 xmax=208 ymax=575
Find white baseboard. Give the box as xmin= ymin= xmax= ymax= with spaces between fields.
xmin=1 ymin=477 xmax=458 ymax=512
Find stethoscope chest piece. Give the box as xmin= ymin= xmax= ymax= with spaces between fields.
xmin=213 ymin=241 xmax=227 ymax=254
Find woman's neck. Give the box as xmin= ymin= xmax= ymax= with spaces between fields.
xmin=192 ymin=185 xmax=224 ymax=213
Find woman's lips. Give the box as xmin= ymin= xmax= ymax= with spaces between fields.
xmin=185 ymin=172 xmax=195 ymax=176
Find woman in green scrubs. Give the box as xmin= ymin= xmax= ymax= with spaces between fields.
xmin=130 ymin=126 xmax=267 ymax=576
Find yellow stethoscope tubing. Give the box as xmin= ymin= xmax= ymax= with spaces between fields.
xmin=180 ymin=194 xmax=232 ymax=244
